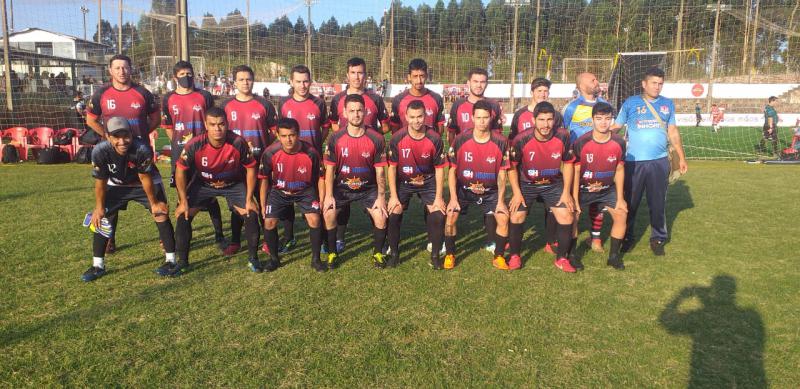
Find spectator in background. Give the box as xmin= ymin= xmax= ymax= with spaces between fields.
xmin=262 ymin=87 xmax=270 ymax=100
xmin=695 ymin=103 xmax=702 ymax=127
xmin=710 ymin=103 xmax=722 ymax=133
xmin=73 ymin=90 xmax=87 ymax=130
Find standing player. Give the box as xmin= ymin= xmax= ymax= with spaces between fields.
xmin=327 ymin=58 xmax=389 ymax=253
xmin=278 ymin=65 xmax=329 ymax=254
xmin=388 ymin=58 xmax=445 ymax=135
xmin=761 ymin=96 xmax=779 ymax=156
xmin=447 ymin=68 xmax=504 ymax=144
xmin=445 ymin=100 xmax=510 ymax=270
xmin=507 ymin=102 xmax=576 ymax=272
xmin=259 ymin=118 xmax=325 ymax=272
xmin=710 ymin=103 xmax=723 ymax=133
xmin=86 ymin=54 xmax=160 ymax=254
xmin=571 ymin=102 xmax=627 ymax=270
xmin=612 ymin=67 xmax=688 ymax=256
xmin=171 ymin=108 xmax=265 ymax=274
xmin=386 ymin=101 xmax=448 ymax=269
xmin=81 ymin=117 xmax=175 ymax=282
xmin=322 ymin=94 xmax=389 ymax=269
xmin=220 ymin=65 xmax=277 ymax=256
xmin=563 ymin=72 xmax=607 ymax=253
xmin=161 ymin=60 xmax=227 ymax=252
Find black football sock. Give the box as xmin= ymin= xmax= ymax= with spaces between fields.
xmin=387 ymin=213 xmax=402 ymax=257
xmin=244 ymin=212 xmax=260 ymax=260
xmin=589 ymin=203 xmax=603 ymax=240
xmin=494 ymin=232 xmax=508 ymax=257
xmin=92 ymin=232 xmax=108 ymax=258
xmin=156 ymin=220 xmax=176 ymax=254
xmin=264 ymin=226 xmax=280 ymax=262
xmin=106 ymin=213 xmax=118 ymax=241
xmin=373 ymin=227 xmax=387 ymax=254
xmin=309 ymin=226 xmax=322 ymax=261
xmin=206 ymin=198 xmax=224 ymax=239
xmin=445 ymin=235 xmax=456 ymax=255
xmin=556 ymin=223 xmax=572 ymax=259
xmin=610 ymin=237 xmax=623 ymax=256
xmin=283 ymin=211 xmax=295 ymax=242
xmin=230 ymin=212 xmax=243 ymax=245
xmin=326 ymin=226 xmax=338 ymax=254
xmin=336 ymin=204 xmax=351 ymax=241
xmin=427 ymin=211 xmax=445 ymax=257
xmin=509 ymin=222 xmax=524 ymax=256
xmin=484 ymin=214 xmax=497 ymax=246
xmin=545 ymin=211 xmax=556 ymax=245
xmin=175 ymin=215 xmax=193 ymax=263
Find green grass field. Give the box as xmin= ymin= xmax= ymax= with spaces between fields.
xmin=1 ymin=159 xmax=799 ymax=387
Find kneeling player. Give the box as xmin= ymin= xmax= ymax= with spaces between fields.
xmin=572 ymin=102 xmax=627 ymax=270
xmin=386 ymin=100 xmax=448 ymax=268
xmin=172 ymin=107 xmax=265 ymax=274
xmin=323 ymin=94 xmax=389 ymax=269
xmin=259 ymin=118 xmax=325 ymax=271
xmin=445 ymin=100 xmax=510 ymax=270
xmin=507 ymin=102 xmax=576 ymax=272
xmin=82 ymin=117 xmax=176 ymax=282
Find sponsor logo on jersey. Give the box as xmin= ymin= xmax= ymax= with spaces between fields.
xmin=607 ymin=155 xmax=617 ymax=163
xmin=467 ymin=182 xmax=486 ymax=195
xmin=127 ymin=161 xmax=136 ymax=168
xmin=344 ymin=177 xmax=364 ymax=190
xmin=297 ymin=166 xmax=307 ymax=175
xmin=660 ymin=105 xmax=670 ymax=115
xmin=130 ymin=102 xmax=141 ymax=109
xmin=462 ymin=169 xmax=474 ymax=179
xmin=587 ymin=181 xmax=605 ymax=192
xmin=486 ymin=156 xmax=496 ymax=164
xmin=421 ymin=152 xmax=431 ymax=159
xmin=361 ymin=151 xmax=372 ymax=159
xmin=311 ymin=200 xmax=320 ymax=210
xmin=583 ymin=171 xmax=593 ymax=179
xmin=409 ymin=174 xmax=425 ymax=186
xmin=527 ymin=169 xmax=539 ymax=177
xmin=193 ymin=104 xmax=202 ymax=112
xmin=426 ymin=109 xmax=434 ymax=117
xmin=251 ymin=113 xmax=261 ymax=120
xmin=402 ymin=166 xmax=414 ymax=174
xmin=586 ymin=153 xmax=593 ymax=163
xmin=306 ymin=113 xmax=316 ymax=121
xmin=551 ymin=152 xmax=561 ymax=160
xmin=276 ymin=179 xmax=286 ymax=188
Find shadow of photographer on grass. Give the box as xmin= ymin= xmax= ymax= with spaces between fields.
xmin=659 ymin=274 xmax=766 ymax=388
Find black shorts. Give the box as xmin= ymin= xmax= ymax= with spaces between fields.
xmin=456 ymin=186 xmax=498 ymax=215
xmin=518 ymin=184 xmax=564 ymax=211
xmin=105 ymin=183 xmax=168 ymax=214
xmin=397 ymin=182 xmax=437 ymax=209
xmin=187 ymin=182 xmax=248 ymax=211
xmin=333 ymin=187 xmax=379 ymax=210
xmin=578 ymin=189 xmax=618 ymax=211
xmin=265 ymin=188 xmax=320 ymax=219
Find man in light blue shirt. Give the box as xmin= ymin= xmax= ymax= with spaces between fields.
xmin=612 ymin=67 xmax=687 ymax=256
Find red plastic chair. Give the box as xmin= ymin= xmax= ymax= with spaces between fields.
xmin=56 ymin=127 xmax=81 ymax=160
xmin=27 ymin=127 xmax=55 ymax=158
xmin=1 ymin=127 xmax=29 ymax=161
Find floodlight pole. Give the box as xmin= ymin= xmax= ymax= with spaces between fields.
xmin=97 ymin=0 xmax=102 ymax=44
xmin=246 ymin=0 xmax=250 ymax=65
xmin=305 ymin=0 xmax=316 ymax=73
xmin=706 ymin=1 xmax=727 ymax=112
xmin=532 ymin=0 xmax=540 ymax=76
xmin=506 ymin=0 xmax=528 ymax=112
xmin=81 ymin=6 xmax=89 ymax=41
xmin=2 ymin=0 xmax=12 ymax=110
xmin=176 ymin=0 xmax=188 ymax=61
xmin=117 ymin=0 xmax=122 ymax=54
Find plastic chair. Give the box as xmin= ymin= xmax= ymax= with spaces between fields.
xmin=56 ymin=127 xmax=81 ymax=160
xmin=1 ymin=127 xmax=29 ymax=161
xmin=27 ymin=127 xmax=55 ymax=159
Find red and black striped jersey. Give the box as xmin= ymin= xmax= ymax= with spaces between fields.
xmin=329 ymin=90 xmax=388 ymax=131
xmin=510 ymin=129 xmax=574 ymax=187
xmin=176 ymin=132 xmax=256 ymax=189
xmin=572 ymin=132 xmax=626 ymax=193
xmin=161 ymin=89 xmax=214 ymax=148
xmin=387 ymin=126 xmax=447 ymax=186
xmin=258 ymin=141 xmax=320 ymax=194
xmin=324 ymin=128 xmax=387 ymax=192
xmin=219 ymin=96 xmax=277 ymax=158
xmin=389 ymin=89 xmax=445 ymax=132
xmin=87 ymin=83 xmax=157 ymax=139
xmin=508 ymin=106 xmax=565 ymax=142
xmin=447 ymin=98 xmax=503 ymax=135
xmin=91 ymin=137 xmax=160 ymax=187
xmin=449 ymin=132 xmax=510 ymax=194
xmin=278 ymin=95 xmax=329 ymax=154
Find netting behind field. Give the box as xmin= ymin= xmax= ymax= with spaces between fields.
xmin=2 ymin=0 xmax=799 ymax=160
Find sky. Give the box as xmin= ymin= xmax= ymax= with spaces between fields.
xmin=8 ymin=0 xmax=439 ymax=40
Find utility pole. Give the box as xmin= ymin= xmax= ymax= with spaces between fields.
xmin=97 ymin=0 xmax=102 ymax=44
xmin=672 ymin=0 xmax=684 ymax=80
xmin=246 ymin=0 xmax=250 ymax=65
xmin=81 ymin=6 xmax=89 ymax=41
xmin=2 ymin=0 xmax=13 ymax=110
xmin=117 ymin=0 xmax=122 ymax=54
xmin=506 ymin=0 xmax=528 ymax=112
xmin=749 ymin=0 xmax=760 ymax=81
xmin=741 ymin=0 xmax=751 ymax=72
xmin=532 ymin=0 xmax=541 ymax=76
xmin=176 ymin=0 xmax=188 ymax=60
xmin=706 ymin=1 xmax=728 ymax=111
xmin=305 ymin=0 xmax=316 ymax=72
xmin=8 ymin=0 xmax=12 ymax=31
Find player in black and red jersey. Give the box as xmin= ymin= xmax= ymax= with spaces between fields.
xmin=445 ymin=100 xmax=510 ymax=270
xmin=161 ymin=60 xmax=227 ymax=252
xmin=507 ymin=102 xmax=576 ymax=272
xmin=328 ymin=58 xmax=390 ymax=253
xmin=388 ymin=59 xmax=445 ymax=135
xmin=259 ymin=118 xmax=325 ymax=272
xmin=509 ymin=77 xmax=567 ymax=257
xmin=86 ymin=54 xmax=161 ymax=254
xmin=277 ymin=64 xmax=330 ymax=254
xmin=323 ymin=94 xmax=389 ymax=269
xmin=220 ymin=65 xmax=278 ymax=257
xmin=447 ymin=68 xmax=504 ymax=144
xmin=171 ymin=107 xmax=265 ymax=275
xmin=386 ymin=101 xmax=448 ymax=269
xmin=81 ymin=117 xmax=175 ymax=282
xmin=571 ymin=102 xmax=627 ymax=270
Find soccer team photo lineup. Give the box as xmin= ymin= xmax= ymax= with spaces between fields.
xmin=70 ymin=54 xmax=696 ymax=282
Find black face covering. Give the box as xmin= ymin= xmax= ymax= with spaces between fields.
xmin=177 ymin=75 xmax=194 ymax=88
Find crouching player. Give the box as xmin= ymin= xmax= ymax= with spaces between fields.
xmin=572 ymin=102 xmax=627 ymax=270
xmin=386 ymin=100 xmax=448 ymax=269
xmin=507 ymin=102 xmax=576 ymax=272
xmin=172 ymin=107 xmax=264 ymax=275
xmin=445 ymin=100 xmax=510 ymax=270
xmin=259 ymin=118 xmax=325 ymax=271
xmin=82 ymin=116 xmax=176 ymax=282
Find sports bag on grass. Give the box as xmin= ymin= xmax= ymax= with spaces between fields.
xmin=75 ymin=146 xmax=93 ymax=164
xmin=2 ymin=144 xmax=19 ymax=163
xmin=37 ymin=147 xmax=70 ymax=164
